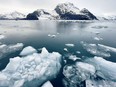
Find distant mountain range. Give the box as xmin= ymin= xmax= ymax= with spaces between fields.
xmin=0 ymin=11 xmax=25 ymax=20
xmin=97 ymin=16 xmax=116 ymax=20
xmin=26 ymin=2 xmax=97 ymax=20
xmin=0 ymin=2 xmax=115 ymax=20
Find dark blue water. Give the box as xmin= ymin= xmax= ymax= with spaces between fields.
xmin=0 ymin=20 xmax=116 ymax=87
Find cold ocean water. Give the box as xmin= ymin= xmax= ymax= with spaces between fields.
xmin=0 ymin=20 xmax=116 ymax=87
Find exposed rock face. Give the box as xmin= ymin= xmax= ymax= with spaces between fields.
xmin=55 ymin=3 xmax=97 ymax=20
xmin=26 ymin=9 xmax=59 ymax=20
xmin=80 ymin=8 xmax=97 ymax=20
xmin=26 ymin=2 xmax=97 ymax=20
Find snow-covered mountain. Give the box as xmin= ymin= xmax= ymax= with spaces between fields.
xmin=97 ymin=15 xmax=116 ymax=20
xmin=26 ymin=2 xmax=97 ymax=20
xmin=55 ymin=3 xmax=97 ymax=20
xmin=0 ymin=11 xmax=26 ymax=20
xmin=26 ymin=9 xmax=59 ymax=20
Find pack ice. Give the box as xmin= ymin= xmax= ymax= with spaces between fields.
xmin=0 ymin=47 xmax=61 ymax=87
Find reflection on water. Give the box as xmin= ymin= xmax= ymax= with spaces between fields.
xmin=0 ymin=20 xmax=116 ymax=63
xmin=0 ymin=20 xmax=116 ymax=87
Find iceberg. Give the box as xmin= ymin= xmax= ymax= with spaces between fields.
xmin=20 ymin=46 xmax=37 ymax=56
xmin=0 ymin=43 xmax=24 ymax=59
xmin=0 ymin=47 xmax=61 ymax=87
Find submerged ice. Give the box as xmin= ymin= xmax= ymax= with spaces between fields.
xmin=0 ymin=47 xmax=62 ymax=87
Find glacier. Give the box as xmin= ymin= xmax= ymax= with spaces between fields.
xmin=0 ymin=47 xmax=62 ymax=87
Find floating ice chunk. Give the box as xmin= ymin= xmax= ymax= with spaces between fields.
xmin=0 ymin=34 xmax=5 ymax=40
xmin=3 ymin=57 xmax=22 ymax=73
xmin=81 ymin=42 xmax=111 ymax=57
xmin=41 ymin=81 xmax=53 ymax=87
xmin=68 ymin=55 xmax=81 ymax=61
xmin=94 ymin=37 xmax=103 ymax=41
xmin=98 ymin=44 xmax=116 ymax=53
xmin=76 ymin=51 xmax=81 ymax=54
xmin=85 ymin=56 xmax=116 ymax=81
xmin=63 ymin=62 xmax=95 ymax=85
xmin=20 ymin=46 xmax=37 ymax=56
xmin=0 ymin=47 xmax=61 ymax=87
xmin=64 ymin=48 xmax=68 ymax=52
xmin=57 ymin=33 xmax=60 ymax=35
xmin=91 ymin=25 xmax=108 ymax=29
xmin=48 ymin=34 xmax=56 ymax=38
xmin=72 ymin=28 xmax=77 ymax=31
xmin=94 ymin=31 xmax=100 ymax=35
xmin=65 ymin=44 xmax=75 ymax=47
xmin=0 ymin=43 xmax=24 ymax=59
xmin=86 ymin=79 xmax=116 ymax=87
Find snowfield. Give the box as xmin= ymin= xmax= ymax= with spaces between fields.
xmin=0 ymin=47 xmax=62 ymax=87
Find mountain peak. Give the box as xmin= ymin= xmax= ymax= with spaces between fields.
xmin=55 ymin=2 xmax=80 ymax=15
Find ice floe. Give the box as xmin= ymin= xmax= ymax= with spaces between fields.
xmin=68 ymin=55 xmax=81 ymax=61
xmin=0 ymin=43 xmax=24 ymax=59
xmin=64 ymin=48 xmax=68 ymax=52
xmin=48 ymin=34 xmax=56 ymax=38
xmin=41 ymin=81 xmax=53 ymax=87
xmin=63 ymin=55 xmax=116 ymax=87
xmin=85 ymin=56 xmax=116 ymax=81
xmin=76 ymin=51 xmax=81 ymax=54
xmin=20 ymin=46 xmax=37 ymax=56
xmin=86 ymin=79 xmax=116 ymax=87
xmin=65 ymin=44 xmax=75 ymax=47
xmin=94 ymin=37 xmax=103 ymax=41
xmin=91 ymin=25 xmax=108 ymax=29
xmin=94 ymin=31 xmax=100 ymax=35
xmin=81 ymin=42 xmax=111 ymax=57
xmin=63 ymin=62 xmax=95 ymax=86
xmin=0 ymin=47 xmax=61 ymax=87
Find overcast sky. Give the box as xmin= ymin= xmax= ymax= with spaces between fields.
xmin=0 ymin=0 xmax=115 ymax=16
